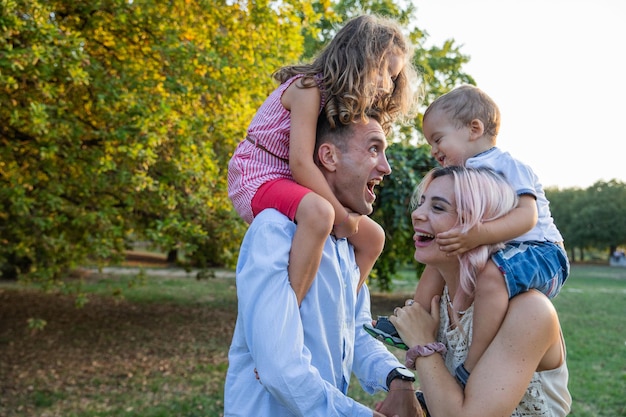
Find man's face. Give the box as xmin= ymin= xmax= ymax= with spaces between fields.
xmin=328 ymin=119 xmax=391 ymax=215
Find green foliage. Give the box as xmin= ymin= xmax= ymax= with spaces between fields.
xmin=27 ymin=316 xmax=47 ymax=331
xmin=1 ymin=0 xmax=314 ymax=283
xmin=370 ymin=142 xmax=436 ymax=290
xmin=1 ymin=0 xmax=475 ymax=289
xmin=546 ymin=180 xmax=626 ymax=261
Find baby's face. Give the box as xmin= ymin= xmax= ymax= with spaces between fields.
xmin=423 ymin=109 xmax=474 ymax=167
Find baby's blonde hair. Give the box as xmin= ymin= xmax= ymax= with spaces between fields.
xmin=424 ymin=84 xmax=500 ymax=144
xmin=274 ymin=14 xmax=420 ymax=134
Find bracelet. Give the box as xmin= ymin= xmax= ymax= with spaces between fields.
xmin=405 ymin=342 xmax=447 ymax=369
xmin=333 ymin=211 xmax=350 ymax=227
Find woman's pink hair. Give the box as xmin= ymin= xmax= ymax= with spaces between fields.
xmin=413 ymin=166 xmax=518 ymax=295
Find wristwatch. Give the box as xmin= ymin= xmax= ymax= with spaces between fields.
xmin=386 ymin=367 xmax=415 ymax=389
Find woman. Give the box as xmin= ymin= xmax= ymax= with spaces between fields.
xmin=385 ymin=166 xmax=571 ymax=417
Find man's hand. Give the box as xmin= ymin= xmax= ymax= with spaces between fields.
xmin=375 ymin=380 xmax=422 ymax=417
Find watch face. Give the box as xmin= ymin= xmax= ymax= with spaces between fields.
xmin=387 ymin=367 xmax=416 ymax=389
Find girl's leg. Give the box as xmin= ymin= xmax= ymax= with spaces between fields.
xmin=290 ymin=192 xmax=334 ymax=305
xmin=461 ymin=260 xmax=509 ymax=373
xmin=347 ymin=216 xmax=385 ymax=293
xmin=252 ymin=179 xmax=333 ymax=306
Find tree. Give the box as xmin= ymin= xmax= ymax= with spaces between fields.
xmin=1 ymin=0 xmax=315 ymax=283
xmin=545 ymin=186 xmax=583 ymax=261
xmin=573 ymin=181 xmax=626 ymax=258
xmin=1 ymin=0 xmax=472 ymax=290
xmin=546 ymin=180 xmax=626 ymax=262
xmin=371 ymin=143 xmax=436 ymax=290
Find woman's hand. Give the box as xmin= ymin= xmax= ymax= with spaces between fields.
xmin=389 ymin=295 xmax=441 ymax=348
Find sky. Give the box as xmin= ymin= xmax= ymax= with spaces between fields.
xmin=410 ymin=0 xmax=625 ymax=189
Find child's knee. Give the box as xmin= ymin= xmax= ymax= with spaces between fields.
xmin=296 ymin=193 xmax=334 ymax=234
xmin=361 ymin=218 xmax=385 ymax=254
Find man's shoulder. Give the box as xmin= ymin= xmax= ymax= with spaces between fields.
xmin=253 ymin=208 xmax=289 ymax=223
xmin=247 ymin=209 xmax=295 ymax=236
xmin=239 ymin=210 xmax=295 ymax=263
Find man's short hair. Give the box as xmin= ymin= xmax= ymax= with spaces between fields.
xmin=315 ymin=114 xmax=381 ymax=160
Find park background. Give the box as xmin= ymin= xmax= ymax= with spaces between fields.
xmin=1 ymin=0 xmax=625 ymax=416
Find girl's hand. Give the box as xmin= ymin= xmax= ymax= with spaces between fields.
xmin=333 ymin=212 xmax=361 ymax=239
xmin=389 ymin=296 xmax=441 ymax=348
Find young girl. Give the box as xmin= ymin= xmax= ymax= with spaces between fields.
xmin=227 ymin=14 xmax=419 ymax=305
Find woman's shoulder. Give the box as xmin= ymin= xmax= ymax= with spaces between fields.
xmin=509 ymin=290 xmax=557 ymax=314
xmin=506 ymin=290 xmax=560 ymax=332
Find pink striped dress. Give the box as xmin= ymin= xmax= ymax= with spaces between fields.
xmin=227 ymin=74 xmax=326 ymax=224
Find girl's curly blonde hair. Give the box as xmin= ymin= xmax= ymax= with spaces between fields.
xmin=274 ymin=14 xmax=421 ymax=134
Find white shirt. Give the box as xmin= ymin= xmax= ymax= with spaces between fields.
xmin=224 ymin=209 xmax=402 ymax=416
xmin=466 ymin=147 xmax=563 ymax=243
xmin=439 ymin=287 xmax=572 ymax=416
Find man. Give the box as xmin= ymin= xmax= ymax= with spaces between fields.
xmin=224 ymin=115 xmax=421 ymax=416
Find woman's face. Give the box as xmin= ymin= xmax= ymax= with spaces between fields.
xmin=411 ymin=174 xmax=458 ymax=265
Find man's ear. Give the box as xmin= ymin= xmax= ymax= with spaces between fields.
xmin=469 ymin=118 xmax=485 ymax=141
xmin=317 ymin=142 xmax=338 ymax=172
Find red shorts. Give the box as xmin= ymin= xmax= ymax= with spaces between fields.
xmin=251 ymin=178 xmax=312 ymax=221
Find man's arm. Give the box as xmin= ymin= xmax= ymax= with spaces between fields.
xmin=352 ymin=282 xmax=421 ymax=416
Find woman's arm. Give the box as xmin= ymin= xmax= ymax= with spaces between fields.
xmin=391 ymin=291 xmax=561 ymax=417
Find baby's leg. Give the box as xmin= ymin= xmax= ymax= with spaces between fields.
xmin=348 ymin=216 xmax=384 ymax=293
xmin=462 ymin=260 xmax=509 ymax=373
xmin=290 ymin=193 xmax=334 ymax=305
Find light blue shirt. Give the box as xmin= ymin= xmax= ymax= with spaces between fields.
xmin=466 ymin=147 xmax=563 ymax=243
xmin=224 ymin=209 xmax=403 ymax=416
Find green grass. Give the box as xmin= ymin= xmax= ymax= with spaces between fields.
xmin=78 ymin=271 xmax=238 ymax=308
xmin=551 ymin=265 xmax=626 ymax=416
xmin=1 ymin=264 xmax=624 ymax=416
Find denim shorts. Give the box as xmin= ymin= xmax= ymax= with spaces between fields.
xmin=491 ymin=241 xmax=570 ymax=299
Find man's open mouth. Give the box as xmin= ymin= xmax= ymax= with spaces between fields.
xmin=367 ymin=180 xmax=377 ymax=197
